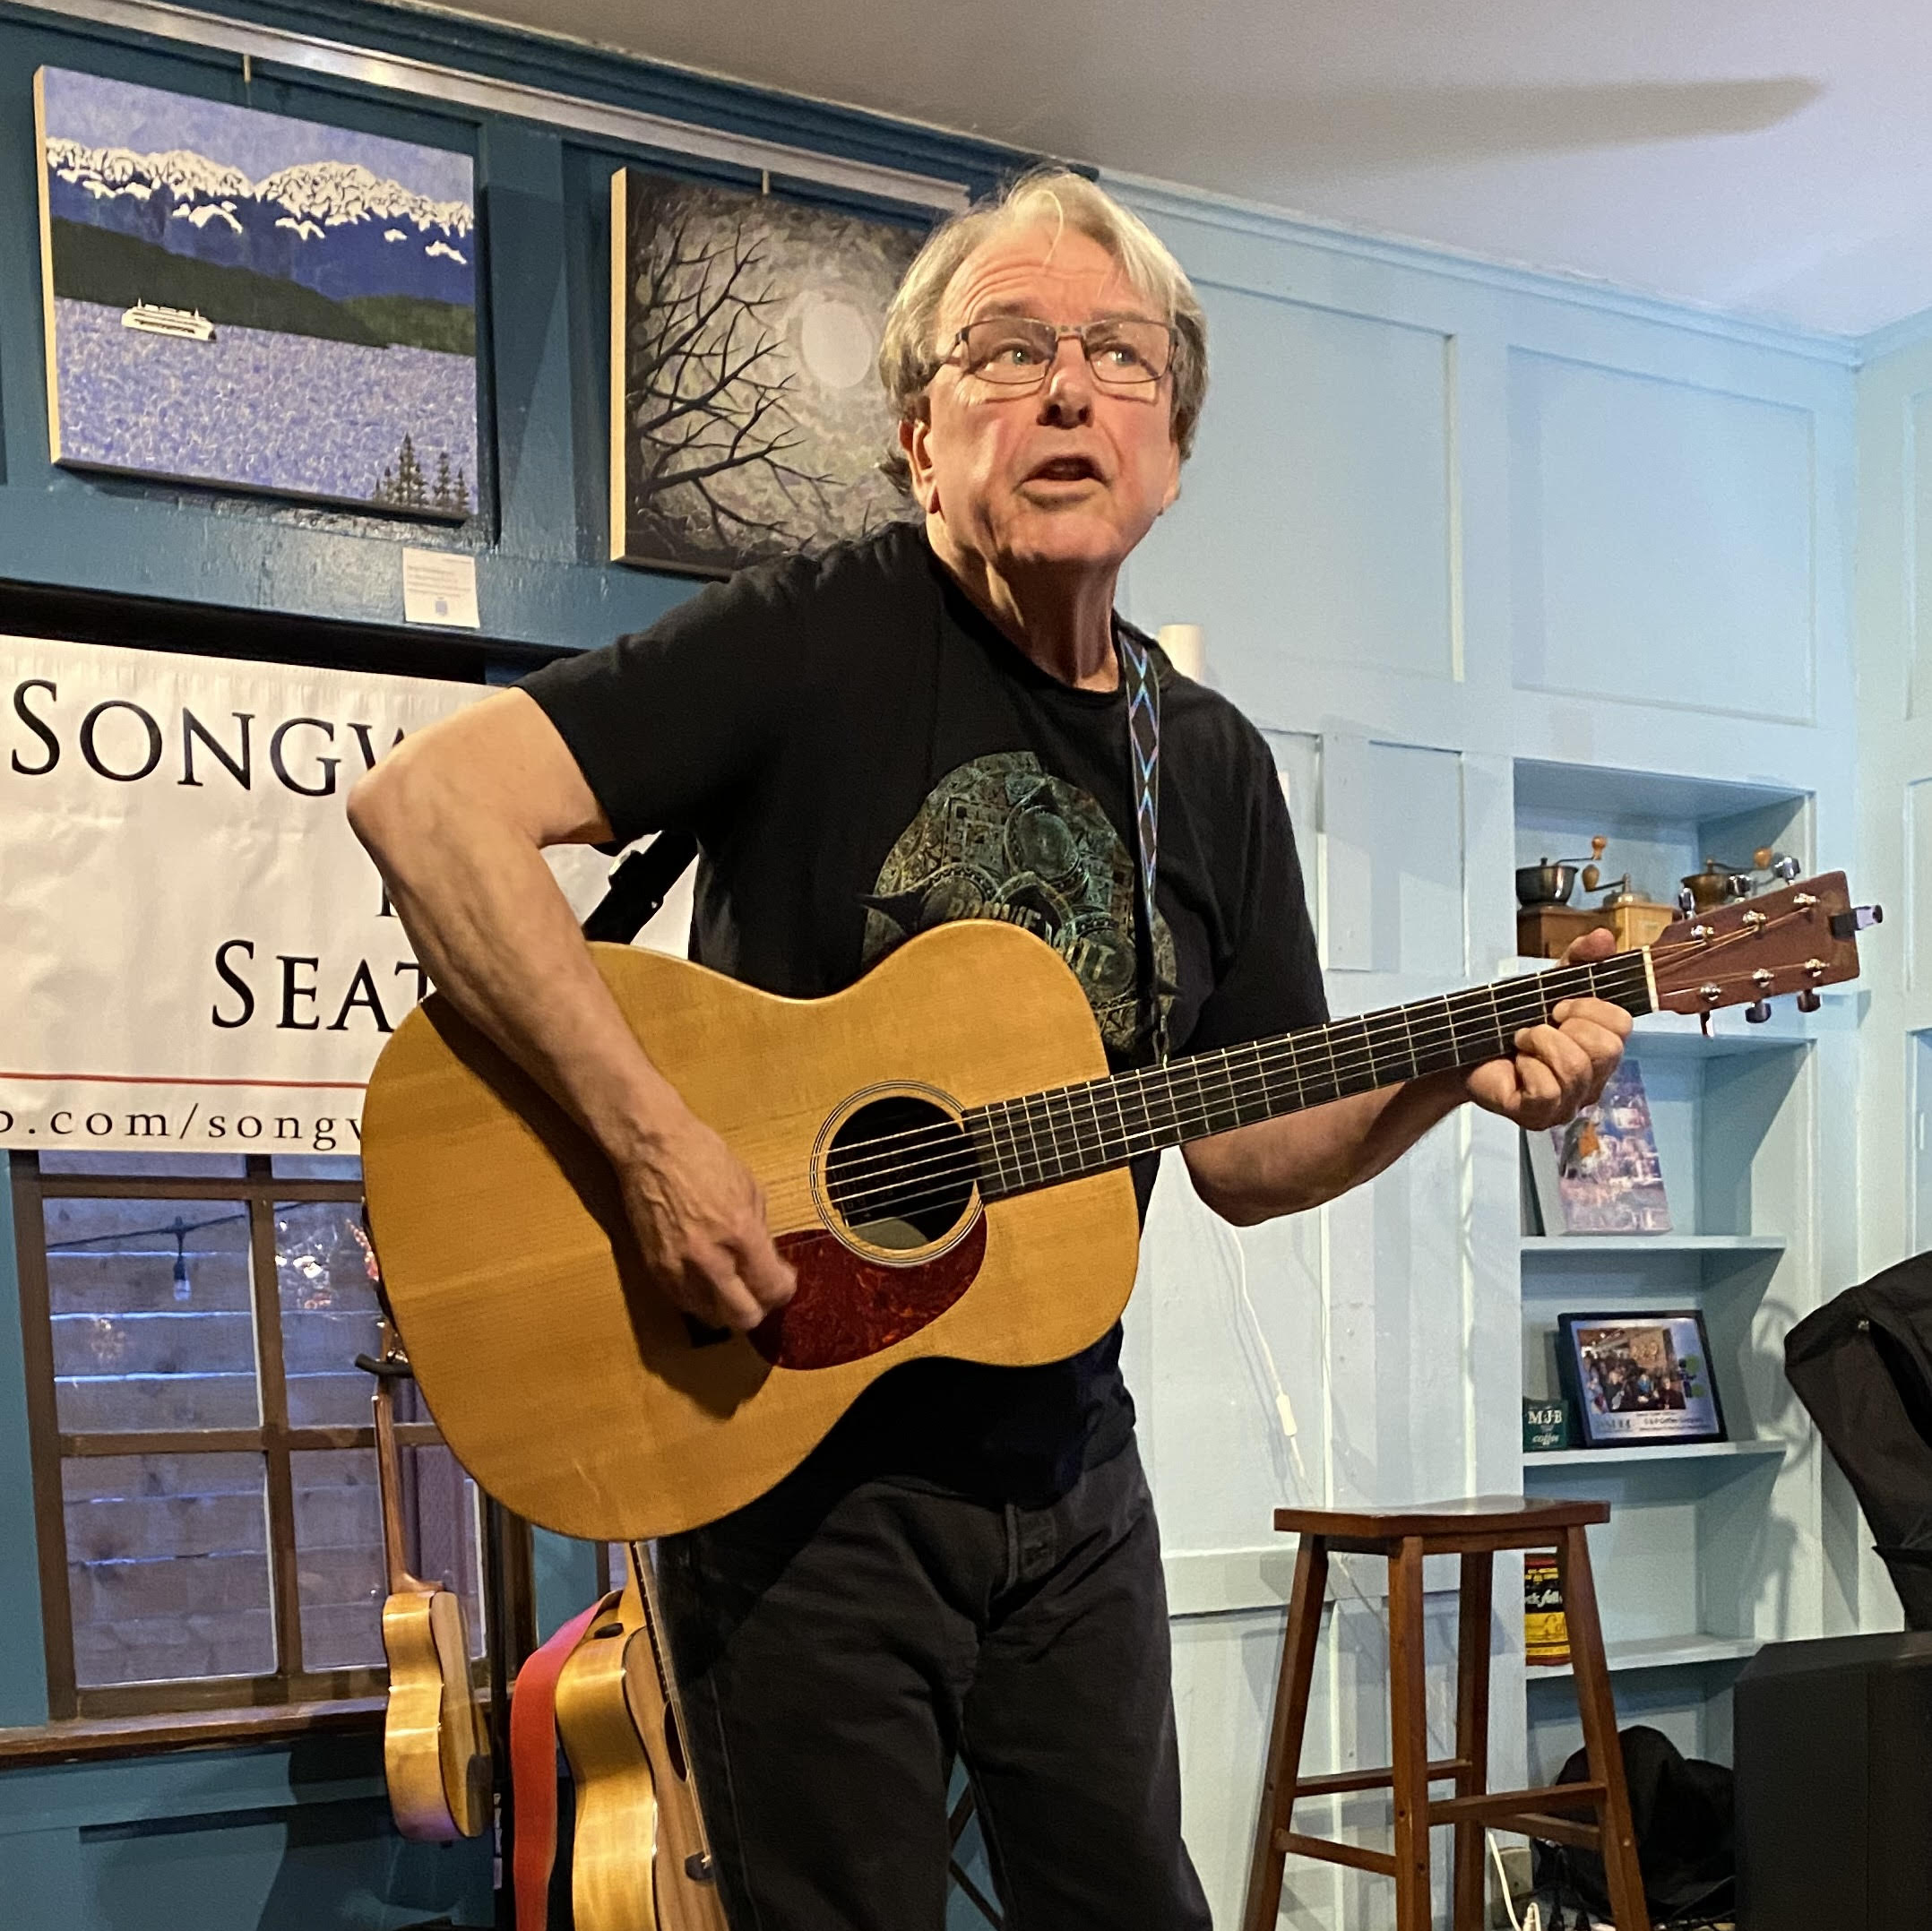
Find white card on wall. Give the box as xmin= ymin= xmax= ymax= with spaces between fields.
xmin=401 ymin=548 xmax=480 ymax=629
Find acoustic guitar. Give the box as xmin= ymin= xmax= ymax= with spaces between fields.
xmin=360 ymin=874 xmax=1876 ymax=1543
xmin=554 ymin=1545 xmax=728 ymax=1931
xmin=368 ymin=1337 xmax=492 ymax=1841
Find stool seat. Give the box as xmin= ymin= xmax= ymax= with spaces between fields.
xmin=1273 ymin=1494 xmax=1609 ymax=1546
xmin=1241 ymin=1497 xmax=1650 ymax=1931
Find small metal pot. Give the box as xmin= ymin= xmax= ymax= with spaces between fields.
xmin=1680 ymin=861 xmax=1738 ymax=911
xmin=1516 ymin=860 xmax=1578 ymax=908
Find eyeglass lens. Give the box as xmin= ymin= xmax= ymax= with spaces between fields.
xmin=957 ymin=317 xmax=1171 ymax=386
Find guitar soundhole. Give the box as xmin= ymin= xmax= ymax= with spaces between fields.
xmin=824 ymin=1093 xmax=974 ymax=1251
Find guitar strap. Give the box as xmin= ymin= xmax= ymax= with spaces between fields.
xmin=1117 ymin=624 xmax=1169 ymax=1065
xmin=509 ymin=1594 xmax=612 ymax=1931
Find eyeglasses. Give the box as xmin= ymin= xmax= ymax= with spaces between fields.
xmin=937 ymin=315 xmax=1174 ymax=390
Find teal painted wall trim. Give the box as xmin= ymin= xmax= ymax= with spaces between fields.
xmin=0 ymin=1736 xmax=493 ymax=1927
xmin=0 ymin=0 xmax=1028 ymax=655
xmin=532 ymin=1528 xmax=602 ymax=1642
xmin=0 ymin=1168 xmax=50 ymax=1728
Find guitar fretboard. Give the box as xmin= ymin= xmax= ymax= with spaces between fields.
xmin=963 ymin=951 xmax=1655 ymax=1201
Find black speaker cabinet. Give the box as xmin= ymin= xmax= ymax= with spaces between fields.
xmin=1735 ymin=1629 xmax=1932 ymax=1929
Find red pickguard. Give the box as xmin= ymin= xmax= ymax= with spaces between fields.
xmin=750 ymin=1218 xmax=988 ymax=1370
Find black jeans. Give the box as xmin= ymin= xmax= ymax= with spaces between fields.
xmin=655 ymin=1437 xmax=1212 ymax=1931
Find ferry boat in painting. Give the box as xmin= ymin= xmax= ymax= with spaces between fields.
xmin=120 ymin=301 xmax=217 ymax=342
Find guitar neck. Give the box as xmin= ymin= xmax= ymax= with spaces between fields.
xmin=968 ymin=948 xmax=1658 ymax=1200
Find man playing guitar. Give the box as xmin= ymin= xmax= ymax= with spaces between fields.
xmin=349 ymin=168 xmax=1628 ymax=1929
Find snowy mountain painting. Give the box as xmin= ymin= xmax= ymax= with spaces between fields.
xmin=34 ymin=67 xmax=477 ymax=518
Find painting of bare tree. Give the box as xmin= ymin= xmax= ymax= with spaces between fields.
xmin=609 ymin=169 xmax=927 ymax=575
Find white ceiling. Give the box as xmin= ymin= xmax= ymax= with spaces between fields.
xmin=428 ymin=0 xmax=1932 ymax=340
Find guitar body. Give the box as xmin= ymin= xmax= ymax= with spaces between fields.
xmin=555 ymin=1564 xmax=729 ymax=1931
xmin=381 ymin=1584 xmax=490 ymax=1841
xmin=362 ymin=920 xmax=1139 ymax=1541
xmin=556 ymin=1588 xmax=660 ymax=1931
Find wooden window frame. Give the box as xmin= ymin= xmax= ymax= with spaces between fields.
xmin=10 ymin=1149 xmax=457 ymax=1722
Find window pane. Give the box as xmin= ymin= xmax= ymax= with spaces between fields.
xmin=271 ymin=1155 xmax=362 ymax=1181
xmin=291 ymin=1444 xmax=486 ymax=1671
xmin=43 ymin=1199 xmax=258 ymax=1432
xmin=40 ymin=1151 xmax=248 ymax=1178
xmin=405 ymin=1443 xmax=487 ymax=1662
xmin=275 ymin=1202 xmax=380 ymax=1428
xmin=65 ymin=1453 xmax=274 ymax=1685
xmin=291 ymin=1448 xmax=383 ymax=1670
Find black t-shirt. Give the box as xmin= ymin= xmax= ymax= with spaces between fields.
xmin=521 ymin=522 xmax=1326 ymax=1504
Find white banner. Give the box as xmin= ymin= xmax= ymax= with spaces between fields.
xmin=1 ymin=634 xmax=681 ymax=1159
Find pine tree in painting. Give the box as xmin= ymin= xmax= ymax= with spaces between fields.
xmin=372 ymin=433 xmax=432 ymax=509
xmin=433 ymin=450 xmax=453 ymax=508
xmin=453 ymin=466 xmax=470 ymax=515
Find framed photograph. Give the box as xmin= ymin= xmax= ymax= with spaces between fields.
xmin=1556 ymin=1311 xmax=1728 ymax=1448
xmin=609 ymin=168 xmax=925 ymax=575
xmin=1524 ymin=1058 xmax=1672 ymax=1235
xmin=35 ymin=66 xmax=477 ymax=519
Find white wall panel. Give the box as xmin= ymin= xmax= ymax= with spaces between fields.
xmin=1132 ymin=287 xmax=1454 ymax=683
xmin=1510 ymin=351 xmax=1816 ymax=724
xmin=1909 ymin=777 xmax=1932 ymax=993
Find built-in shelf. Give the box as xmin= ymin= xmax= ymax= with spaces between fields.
xmin=1528 ymin=1633 xmax=1764 ymax=1680
xmin=1520 ymin=1234 xmax=1786 ymax=1255
xmin=1524 ymin=1440 xmax=1786 ymax=1469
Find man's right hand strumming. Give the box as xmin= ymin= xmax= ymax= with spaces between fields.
xmin=617 ymin=1103 xmax=797 ymax=1332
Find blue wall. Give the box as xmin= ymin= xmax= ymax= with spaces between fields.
xmin=0 ymin=0 xmax=1019 ymax=660
xmin=0 ymin=2 xmax=1022 ymax=1921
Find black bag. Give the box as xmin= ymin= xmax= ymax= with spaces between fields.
xmin=1784 ymin=1250 xmax=1932 ymax=1628
xmin=1531 ymin=1726 xmax=1734 ymax=1924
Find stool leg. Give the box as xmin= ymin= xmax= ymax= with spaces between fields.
xmin=1388 ymin=1536 xmax=1431 ymax=1931
xmin=1240 ymin=1533 xmax=1330 ymax=1931
xmin=1450 ymin=1550 xmax=1494 ymax=1929
xmin=1557 ymin=1523 xmax=1652 ymax=1931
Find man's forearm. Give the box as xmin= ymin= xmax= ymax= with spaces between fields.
xmin=347 ymin=754 xmax=681 ymax=1163
xmin=1184 ymin=1068 xmax=1468 ymax=1226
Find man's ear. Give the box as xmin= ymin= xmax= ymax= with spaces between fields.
xmin=901 ymin=412 xmax=940 ymax=515
xmin=1159 ymin=437 xmax=1182 ymax=513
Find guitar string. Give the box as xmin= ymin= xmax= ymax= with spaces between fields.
xmin=774 ymin=985 xmax=1686 ymax=1228
xmin=809 ymin=948 xmax=1699 ymax=1208
xmin=764 ymin=911 xmax=1823 ymax=1222
xmin=812 ymin=916 xmax=1807 ymax=1194
xmin=797 ymin=941 xmax=1768 ymax=1220
xmin=792 ymin=959 xmax=1649 ymax=1217
xmin=791 ymin=944 xmax=1818 ymax=1227
xmin=814 ymin=955 xmax=1642 ymax=1193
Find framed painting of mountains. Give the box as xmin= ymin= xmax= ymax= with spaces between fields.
xmin=34 ymin=68 xmax=477 ymax=520
xmin=610 ymin=168 xmax=925 ymax=574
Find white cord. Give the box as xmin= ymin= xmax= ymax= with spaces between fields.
xmin=1214 ymin=1210 xmax=1533 ymax=1930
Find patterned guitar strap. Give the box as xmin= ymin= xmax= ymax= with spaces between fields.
xmin=1117 ymin=625 xmax=1168 ymax=1065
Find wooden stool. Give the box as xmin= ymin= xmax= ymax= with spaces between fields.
xmin=1240 ymin=1496 xmax=1650 ymax=1931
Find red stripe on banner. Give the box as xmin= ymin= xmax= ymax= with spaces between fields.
xmin=0 ymin=1071 xmax=368 ymax=1089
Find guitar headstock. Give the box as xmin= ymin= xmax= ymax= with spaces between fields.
xmin=1650 ymin=871 xmax=1878 ymax=1022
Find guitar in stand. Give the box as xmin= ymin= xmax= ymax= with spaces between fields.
xmin=360 ymin=1332 xmax=492 ymax=1843
xmin=553 ymin=1543 xmax=728 ymax=1931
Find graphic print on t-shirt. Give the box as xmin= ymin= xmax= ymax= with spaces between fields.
xmin=859 ymin=751 xmax=1177 ymax=1057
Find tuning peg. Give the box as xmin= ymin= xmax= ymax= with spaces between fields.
xmin=1745 ymin=1000 xmax=1773 ymax=1023
xmin=1728 ymin=873 xmax=1757 ymax=901
xmin=1830 ymin=905 xmax=1885 ymax=939
xmin=1677 ymin=887 xmax=1696 ymax=915
xmin=1795 ymin=988 xmax=1822 ymax=1013
xmin=1772 ymin=853 xmax=1800 ymax=884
